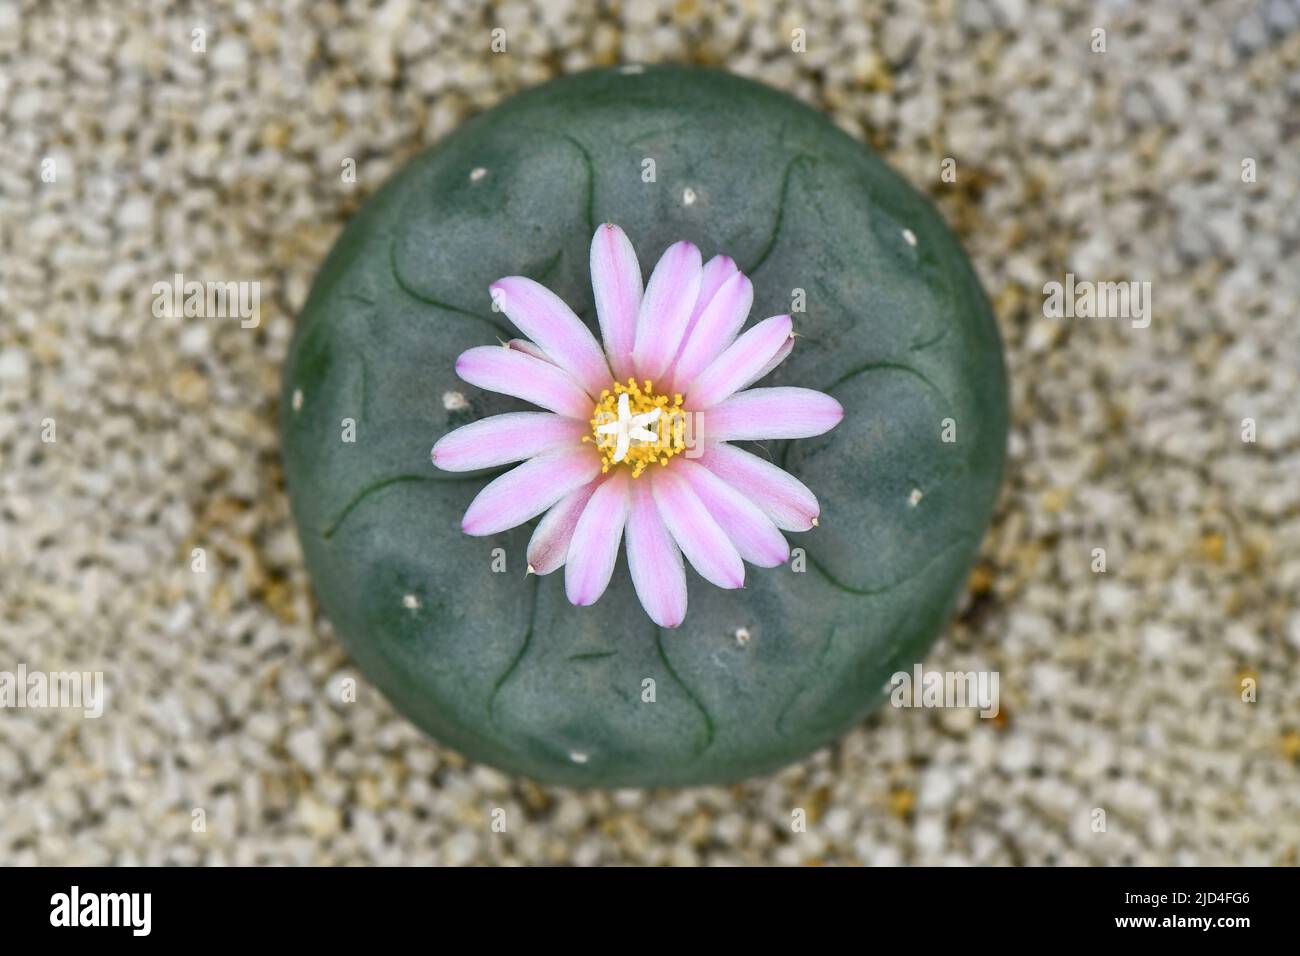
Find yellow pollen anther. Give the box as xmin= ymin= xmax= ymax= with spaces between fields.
xmin=589 ymin=378 xmax=688 ymax=477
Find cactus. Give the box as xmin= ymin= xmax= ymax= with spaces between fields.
xmin=281 ymin=65 xmax=1008 ymax=787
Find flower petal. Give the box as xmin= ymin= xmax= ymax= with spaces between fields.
xmin=461 ymin=447 xmax=601 ymax=536
xmin=692 ymin=255 xmax=740 ymax=321
xmin=625 ymin=478 xmax=687 ymax=628
xmin=490 ymin=276 xmax=611 ymax=397
xmin=685 ymin=314 xmax=793 ymax=409
xmin=700 ymin=387 xmax=843 ymax=441
xmin=675 ymin=458 xmax=789 ymax=567
xmin=696 ymin=442 xmax=820 ymax=531
xmin=455 ymin=345 xmax=593 ymax=419
xmin=565 ymin=469 xmax=631 ymax=605
xmin=526 ymin=478 xmax=600 ymax=575
xmin=631 ymin=241 xmax=702 ymax=382
xmin=738 ymin=334 xmax=793 ymax=390
xmin=668 ymin=270 xmax=753 ymax=394
xmin=505 ymin=338 xmax=552 ymax=363
xmin=672 ymin=254 xmax=739 ymax=369
xmin=431 ymin=412 xmax=587 ymax=472
xmin=650 ymin=467 xmax=744 ymax=589
xmin=590 ymin=223 xmax=643 ymax=382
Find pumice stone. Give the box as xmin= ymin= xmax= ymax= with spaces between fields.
xmin=280 ymin=65 xmax=1008 ymax=787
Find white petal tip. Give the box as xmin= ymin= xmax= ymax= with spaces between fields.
xmin=810 ymin=516 xmax=819 ymax=527
xmin=526 ymin=564 xmax=535 ymax=575
xmin=461 ymin=516 xmax=493 ymax=536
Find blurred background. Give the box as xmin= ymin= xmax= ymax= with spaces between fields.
xmin=1 ymin=0 xmax=1297 ymax=864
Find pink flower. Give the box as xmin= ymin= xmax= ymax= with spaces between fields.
xmin=431 ymin=224 xmax=843 ymax=628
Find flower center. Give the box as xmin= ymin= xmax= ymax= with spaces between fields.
xmin=586 ymin=379 xmax=686 ymax=477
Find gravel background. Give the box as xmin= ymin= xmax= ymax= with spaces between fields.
xmin=2 ymin=0 xmax=1298 ymax=865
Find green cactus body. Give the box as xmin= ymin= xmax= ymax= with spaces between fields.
xmin=281 ymin=66 xmax=1008 ymax=787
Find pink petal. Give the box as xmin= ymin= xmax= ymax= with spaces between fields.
xmin=564 ymin=469 xmax=631 ymax=605
xmin=625 ymin=478 xmax=687 ymax=628
xmin=431 ymin=412 xmax=586 ymax=472
xmin=455 ymin=345 xmax=593 ymax=420
xmin=685 ymin=314 xmax=794 ymax=409
xmin=490 ymin=276 xmax=611 ymax=397
xmin=675 ymin=459 xmax=789 ymax=567
xmin=692 ymin=255 xmax=740 ymax=323
xmin=527 ymin=478 xmax=600 ymax=575
xmin=700 ymin=387 xmax=843 ymax=441
xmin=506 ymin=338 xmax=553 ymax=363
xmin=738 ymin=335 xmax=793 ymax=390
xmin=672 ymin=254 xmax=739 ymax=371
xmin=631 ymin=241 xmax=702 ymax=383
xmin=590 ymin=224 xmax=643 ymax=382
xmin=667 ymin=270 xmax=753 ymax=394
xmin=461 ymin=447 xmax=601 ymax=536
xmin=696 ymin=442 xmax=820 ymax=532
xmin=650 ymin=467 xmax=744 ymax=590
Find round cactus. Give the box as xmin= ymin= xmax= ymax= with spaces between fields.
xmin=280 ymin=65 xmax=1007 ymax=787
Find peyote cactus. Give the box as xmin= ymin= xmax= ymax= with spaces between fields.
xmin=280 ymin=65 xmax=1007 ymax=788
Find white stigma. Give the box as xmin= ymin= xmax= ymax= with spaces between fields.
xmin=594 ymin=392 xmax=661 ymax=463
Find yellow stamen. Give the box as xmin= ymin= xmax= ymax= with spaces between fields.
xmin=589 ymin=378 xmax=688 ymax=477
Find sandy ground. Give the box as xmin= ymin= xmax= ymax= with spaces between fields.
xmin=1 ymin=0 xmax=1298 ymax=864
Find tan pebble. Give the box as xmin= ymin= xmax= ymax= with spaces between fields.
xmin=173 ymin=367 xmax=209 ymax=404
